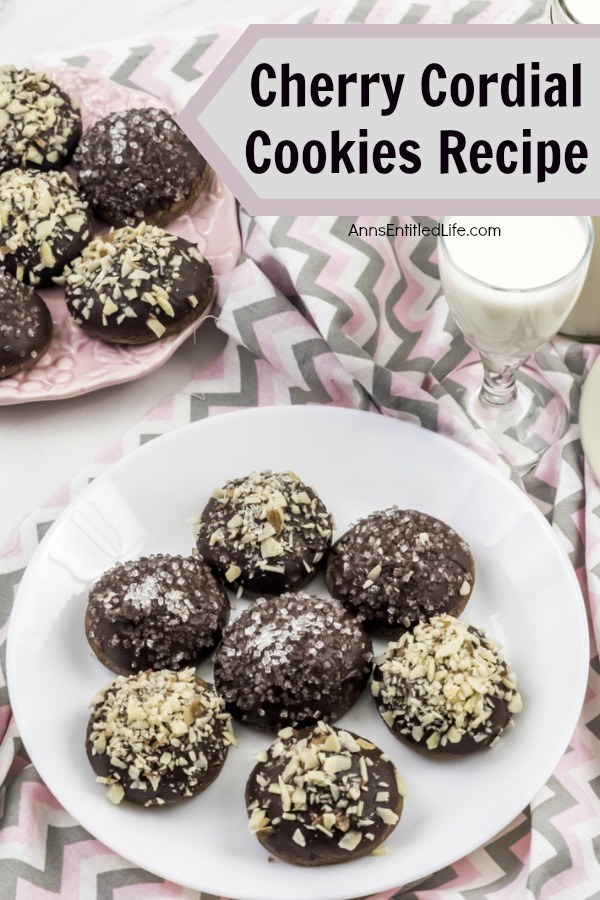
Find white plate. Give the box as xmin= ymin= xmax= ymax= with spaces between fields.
xmin=7 ymin=407 xmax=588 ymax=900
xmin=580 ymin=355 xmax=600 ymax=483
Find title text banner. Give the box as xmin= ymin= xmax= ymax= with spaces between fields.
xmin=177 ymin=24 xmax=600 ymax=214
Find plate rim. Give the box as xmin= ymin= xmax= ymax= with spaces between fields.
xmin=6 ymin=406 xmax=590 ymax=900
xmin=0 ymin=296 xmax=216 ymax=406
xmin=580 ymin=354 xmax=600 ymax=483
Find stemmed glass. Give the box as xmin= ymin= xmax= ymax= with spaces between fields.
xmin=438 ymin=216 xmax=594 ymax=471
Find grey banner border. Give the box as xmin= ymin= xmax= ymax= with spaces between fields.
xmin=177 ymin=24 xmax=600 ymax=215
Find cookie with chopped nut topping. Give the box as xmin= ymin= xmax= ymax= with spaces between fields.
xmin=86 ymin=668 xmax=235 ymax=807
xmin=213 ymin=592 xmax=372 ymax=731
xmin=325 ymin=508 xmax=475 ymax=636
xmin=74 ymin=107 xmax=209 ymax=227
xmin=0 ymin=270 xmax=52 ymax=378
xmin=85 ymin=554 xmax=229 ymax=675
xmin=372 ymin=615 xmax=522 ymax=758
xmin=196 ymin=470 xmax=334 ymax=597
xmin=62 ymin=222 xmax=214 ymax=344
xmin=0 ymin=168 xmax=92 ymax=287
xmin=246 ymin=721 xmax=404 ymax=866
xmin=0 ymin=67 xmax=81 ymax=173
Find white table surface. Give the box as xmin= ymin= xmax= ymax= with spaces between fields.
xmin=0 ymin=0 xmax=313 ymax=548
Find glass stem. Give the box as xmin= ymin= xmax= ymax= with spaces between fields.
xmin=479 ymin=356 xmax=520 ymax=407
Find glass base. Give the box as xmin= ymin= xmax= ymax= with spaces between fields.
xmin=445 ymin=361 xmax=567 ymax=473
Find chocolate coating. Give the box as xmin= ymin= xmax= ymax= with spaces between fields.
xmin=0 ymin=270 xmax=52 ymax=378
xmin=372 ymin=615 xmax=523 ymax=759
xmin=246 ymin=722 xmax=404 ymax=866
xmin=62 ymin=222 xmax=213 ymax=345
xmin=196 ymin=470 xmax=334 ymax=598
xmin=85 ymin=554 xmax=229 ymax=675
xmin=74 ymin=108 xmax=208 ymax=227
xmin=0 ymin=168 xmax=92 ymax=287
xmin=325 ymin=508 xmax=475 ymax=636
xmin=0 ymin=67 xmax=81 ymax=172
xmin=86 ymin=669 xmax=235 ymax=807
xmin=214 ymin=592 xmax=372 ymax=732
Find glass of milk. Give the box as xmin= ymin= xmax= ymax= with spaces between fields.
xmin=438 ymin=216 xmax=593 ymax=470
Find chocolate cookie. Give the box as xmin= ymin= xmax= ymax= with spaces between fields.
xmin=74 ymin=108 xmax=209 ymax=227
xmin=196 ymin=470 xmax=334 ymax=597
xmin=0 ymin=168 xmax=91 ymax=287
xmin=213 ymin=592 xmax=372 ymax=731
xmin=372 ymin=615 xmax=523 ymax=758
xmin=0 ymin=270 xmax=52 ymax=378
xmin=246 ymin=721 xmax=405 ymax=866
xmin=85 ymin=555 xmax=229 ymax=675
xmin=86 ymin=668 xmax=235 ymax=807
xmin=62 ymin=222 xmax=213 ymax=344
xmin=325 ymin=508 xmax=475 ymax=636
xmin=0 ymin=67 xmax=81 ymax=172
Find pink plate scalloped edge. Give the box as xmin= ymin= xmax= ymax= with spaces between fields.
xmin=0 ymin=67 xmax=240 ymax=405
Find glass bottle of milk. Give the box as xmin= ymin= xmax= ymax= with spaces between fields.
xmin=547 ymin=1 xmax=600 ymax=339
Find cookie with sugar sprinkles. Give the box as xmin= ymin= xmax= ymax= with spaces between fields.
xmin=325 ymin=508 xmax=475 ymax=636
xmin=0 ymin=168 xmax=92 ymax=287
xmin=85 ymin=554 xmax=230 ymax=675
xmin=61 ymin=221 xmax=214 ymax=345
xmin=74 ymin=107 xmax=209 ymax=227
xmin=246 ymin=721 xmax=405 ymax=866
xmin=0 ymin=269 xmax=52 ymax=378
xmin=0 ymin=67 xmax=82 ymax=172
xmin=86 ymin=668 xmax=236 ymax=807
xmin=196 ymin=470 xmax=334 ymax=597
xmin=213 ymin=591 xmax=372 ymax=731
xmin=372 ymin=614 xmax=523 ymax=758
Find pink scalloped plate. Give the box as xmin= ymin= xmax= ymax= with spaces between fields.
xmin=0 ymin=67 xmax=241 ymax=405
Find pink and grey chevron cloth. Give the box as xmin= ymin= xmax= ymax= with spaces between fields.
xmin=2 ymin=1 xmax=600 ymax=898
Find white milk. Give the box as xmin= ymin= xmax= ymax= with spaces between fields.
xmin=549 ymin=0 xmax=600 ymax=22
xmin=439 ymin=216 xmax=591 ymax=359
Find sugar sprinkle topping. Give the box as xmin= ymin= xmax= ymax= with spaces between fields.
xmin=215 ymin=592 xmax=371 ymax=726
xmin=87 ymin=555 xmax=227 ymax=671
xmin=329 ymin=508 xmax=474 ymax=628
xmin=74 ymin=107 xmax=205 ymax=226
xmin=0 ymin=270 xmax=49 ymax=373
